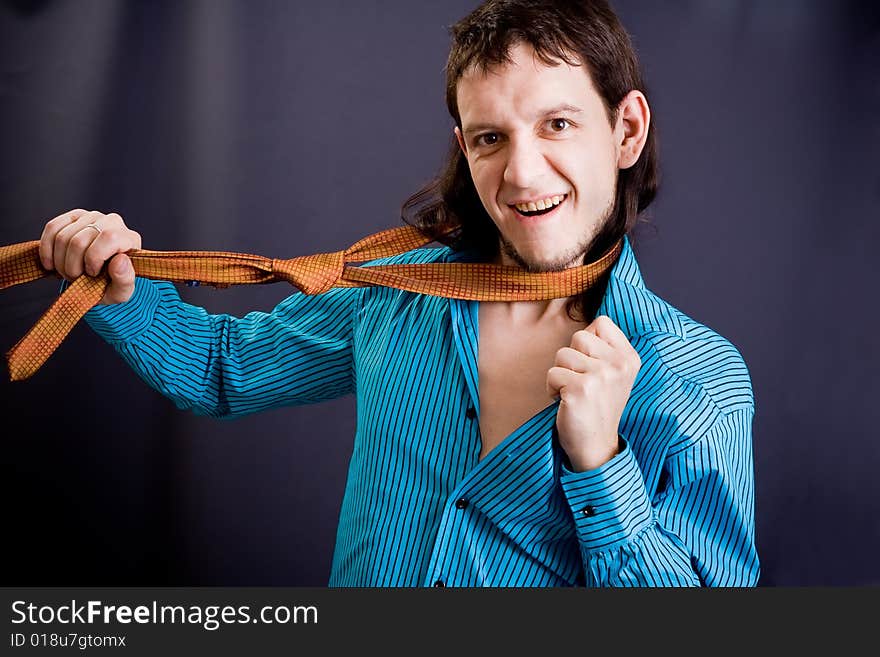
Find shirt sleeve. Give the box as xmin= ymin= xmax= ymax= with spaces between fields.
xmin=83 ymin=275 xmax=361 ymax=418
xmin=559 ymin=406 xmax=759 ymax=587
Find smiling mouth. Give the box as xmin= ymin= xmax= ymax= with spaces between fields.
xmin=510 ymin=194 xmax=568 ymax=218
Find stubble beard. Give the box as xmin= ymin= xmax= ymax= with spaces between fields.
xmin=498 ymin=196 xmax=615 ymax=273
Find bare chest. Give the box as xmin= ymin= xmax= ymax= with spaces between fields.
xmin=476 ymin=305 xmax=584 ymax=461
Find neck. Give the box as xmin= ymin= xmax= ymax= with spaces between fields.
xmin=497 ymin=298 xmax=578 ymax=325
xmin=487 ymin=249 xmax=582 ymax=325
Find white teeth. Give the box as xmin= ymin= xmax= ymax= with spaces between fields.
xmin=514 ymin=195 xmax=565 ymax=213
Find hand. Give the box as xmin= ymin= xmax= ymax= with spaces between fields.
xmin=546 ymin=315 xmax=641 ymax=472
xmin=38 ymin=209 xmax=142 ymax=305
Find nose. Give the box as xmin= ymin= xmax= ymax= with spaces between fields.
xmin=502 ymin=136 xmax=545 ymax=190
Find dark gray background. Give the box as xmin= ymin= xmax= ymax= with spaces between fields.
xmin=1 ymin=0 xmax=877 ymax=586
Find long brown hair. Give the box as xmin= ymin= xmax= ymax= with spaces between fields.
xmin=402 ymin=0 xmax=659 ymax=322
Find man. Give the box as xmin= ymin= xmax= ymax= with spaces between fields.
xmin=37 ymin=0 xmax=759 ymax=586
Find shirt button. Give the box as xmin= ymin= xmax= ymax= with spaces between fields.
xmin=465 ymin=406 xmax=477 ymax=419
xmin=455 ymin=498 xmax=468 ymax=510
xmin=433 ymin=579 xmax=445 ymax=587
xmin=581 ymin=505 xmax=596 ymax=517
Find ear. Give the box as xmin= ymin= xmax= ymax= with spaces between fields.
xmin=615 ymin=90 xmax=651 ymax=170
xmin=454 ymin=126 xmax=468 ymax=157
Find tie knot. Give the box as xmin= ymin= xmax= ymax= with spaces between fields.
xmin=272 ymin=250 xmax=345 ymax=295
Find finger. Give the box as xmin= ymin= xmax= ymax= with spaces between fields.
xmin=546 ymin=365 xmax=580 ymax=399
xmin=53 ymin=211 xmax=102 ymax=278
xmin=554 ymin=346 xmax=601 ymax=374
xmin=591 ymin=315 xmax=642 ymax=376
xmin=82 ymin=225 xmax=133 ymax=277
xmin=101 ymin=253 xmax=135 ymax=305
xmin=39 ymin=209 xmax=89 ymax=270
xmin=570 ymin=328 xmax=616 ymax=360
xmin=62 ymin=215 xmax=105 ymax=280
xmin=587 ymin=315 xmax=633 ymax=352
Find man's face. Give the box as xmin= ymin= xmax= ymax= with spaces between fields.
xmin=455 ymin=42 xmax=623 ymax=272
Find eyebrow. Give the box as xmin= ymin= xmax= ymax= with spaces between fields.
xmin=462 ymin=104 xmax=584 ymax=136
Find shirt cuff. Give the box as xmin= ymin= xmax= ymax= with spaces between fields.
xmin=559 ymin=436 xmax=654 ymax=553
xmin=83 ymin=276 xmax=163 ymax=343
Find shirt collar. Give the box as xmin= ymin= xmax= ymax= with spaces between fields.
xmin=598 ymin=235 xmax=685 ymax=341
xmin=446 ymin=234 xmax=685 ymax=341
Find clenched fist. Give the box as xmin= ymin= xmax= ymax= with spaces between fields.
xmin=39 ymin=209 xmax=142 ymax=305
xmin=546 ymin=315 xmax=641 ymax=472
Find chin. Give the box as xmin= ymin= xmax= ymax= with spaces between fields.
xmin=501 ymin=240 xmax=582 ymax=273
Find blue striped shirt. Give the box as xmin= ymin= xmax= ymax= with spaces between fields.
xmin=85 ymin=235 xmax=759 ymax=587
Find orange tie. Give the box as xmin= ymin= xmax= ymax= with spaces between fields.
xmin=0 ymin=224 xmax=622 ymax=381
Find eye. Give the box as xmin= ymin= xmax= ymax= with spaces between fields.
xmin=476 ymin=132 xmax=499 ymax=147
xmin=549 ymin=118 xmax=570 ymax=132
